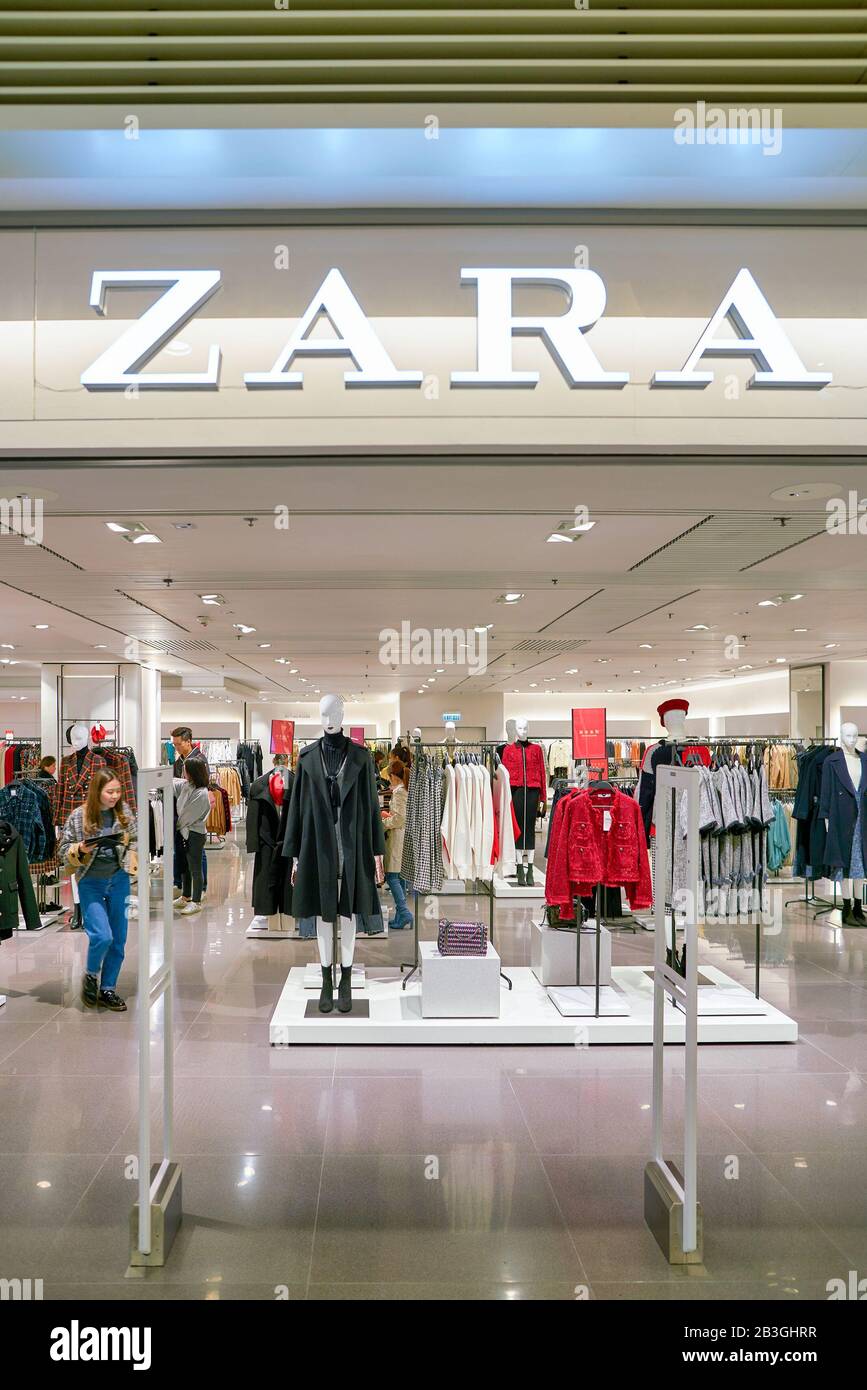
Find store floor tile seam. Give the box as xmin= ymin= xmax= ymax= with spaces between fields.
xmin=745 ymin=1149 xmax=864 ymax=1272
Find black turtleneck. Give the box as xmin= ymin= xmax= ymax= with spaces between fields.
xmin=518 ymin=738 xmax=530 ymax=747
xmin=320 ymin=730 xmax=349 ymax=776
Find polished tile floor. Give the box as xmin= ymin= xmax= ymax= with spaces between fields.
xmin=0 ymin=831 xmax=865 ymax=1301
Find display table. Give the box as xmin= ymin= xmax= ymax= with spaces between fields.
xmin=531 ymin=920 xmax=612 ymax=987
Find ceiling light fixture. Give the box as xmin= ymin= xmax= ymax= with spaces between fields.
xmin=824 ymin=643 xmax=838 ymax=649
xmin=639 ymin=643 xmax=653 ymax=649
xmin=793 ymin=628 xmax=808 ymax=633
xmin=105 ymin=521 xmax=131 ymax=533
xmin=546 ymin=532 xmax=573 ymax=544
xmin=200 ymin=594 xmax=225 ymax=605
xmin=687 ymin=624 xmax=710 ymax=631
xmin=758 ymin=600 xmax=779 ymax=608
xmin=258 ymin=643 xmax=271 ymax=649
xmin=33 ymin=624 xmax=49 ymax=629
xmin=130 ymin=532 xmax=161 ymax=544
xmin=233 ymin=624 xmax=256 ymax=635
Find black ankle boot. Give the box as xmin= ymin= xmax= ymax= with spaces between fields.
xmin=853 ymin=900 xmax=866 ymax=922
xmin=525 ymin=863 xmax=534 ymax=887
xmin=70 ymin=903 xmax=83 ymax=931
xmin=81 ymin=971 xmax=99 ymax=1009
xmin=318 ymin=966 xmax=334 ymax=1013
xmin=337 ymin=964 xmax=353 ymax=1013
xmin=516 ymin=863 xmax=525 ymax=886
xmin=842 ymin=900 xmax=865 ymax=927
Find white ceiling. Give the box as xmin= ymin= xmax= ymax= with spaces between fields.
xmin=0 ymin=458 xmax=865 ymax=703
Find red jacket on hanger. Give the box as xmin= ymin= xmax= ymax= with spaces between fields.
xmin=546 ymin=786 xmax=652 ymax=911
xmin=500 ymin=741 xmax=547 ymax=793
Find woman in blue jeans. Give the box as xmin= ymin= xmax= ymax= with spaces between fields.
xmin=381 ymin=761 xmax=413 ymax=929
xmin=60 ymin=768 xmax=137 ymax=1012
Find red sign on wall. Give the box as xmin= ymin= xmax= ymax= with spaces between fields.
xmin=572 ymin=708 xmax=608 ymax=768
xmin=270 ymin=719 xmax=295 ymax=757
xmin=349 ymin=726 xmax=366 ymax=746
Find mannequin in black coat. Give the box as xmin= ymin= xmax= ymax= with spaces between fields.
xmin=246 ymin=766 xmax=294 ymax=924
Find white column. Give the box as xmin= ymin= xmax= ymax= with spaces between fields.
xmin=40 ymin=664 xmax=61 ymax=755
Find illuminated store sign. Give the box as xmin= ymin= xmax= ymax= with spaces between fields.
xmin=78 ymin=266 xmax=830 ymax=393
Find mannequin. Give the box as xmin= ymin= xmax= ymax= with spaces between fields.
xmin=284 ymin=694 xmax=385 ymax=1013
xmin=637 ymin=698 xmax=710 ymax=843
xmin=820 ymin=722 xmax=867 ymax=926
xmin=246 ymin=756 xmax=294 ymax=933
xmin=499 ymin=716 xmax=547 ymax=885
xmin=441 ymin=720 xmax=461 ymax=746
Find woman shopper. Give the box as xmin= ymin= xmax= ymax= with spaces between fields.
xmin=38 ymin=755 xmax=57 ymax=783
xmin=173 ymin=758 xmax=211 ymax=915
xmin=382 ymin=760 xmax=413 ymax=929
xmin=59 ymin=768 xmax=137 ymax=1012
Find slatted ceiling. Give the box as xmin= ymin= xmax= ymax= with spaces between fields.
xmin=1 ymin=3 xmax=865 ymax=103
xmin=628 ymin=512 xmax=828 ymax=580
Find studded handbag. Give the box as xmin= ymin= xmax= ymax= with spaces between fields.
xmin=436 ymin=918 xmax=488 ymax=955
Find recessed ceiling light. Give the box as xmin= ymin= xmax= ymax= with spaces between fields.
xmin=93 ymin=644 xmax=108 ymax=649
xmin=676 ymin=657 xmax=687 ymax=663
xmin=775 ymin=657 xmax=787 ymax=664
xmin=687 ymin=624 xmax=710 ymax=631
xmin=130 ymin=532 xmax=161 ymax=544
xmin=172 ymin=521 xmax=196 ymax=530
xmin=790 ymin=594 xmax=803 ymax=601
xmin=435 ymin=668 xmax=445 ymax=673
xmin=258 ymin=643 xmax=271 ymax=649
xmin=233 ymin=624 xmax=256 ymax=635
xmin=0 ymin=645 xmax=14 ymax=650
xmin=793 ymin=628 xmax=808 ymax=633
xmin=529 ymin=682 xmax=538 ymax=688
xmin=824 ymin=643 xmax=838 ymax=649
xmin=200 ymin=594 xmax=225 ymax=605
xmin=570 ymin=521 xmax=596 ymax=533
xmin=33 ymin=624 xmax=49 ymax=629
xmin=758 ymin=600 xmax=778 ymax=608
xmin=639 ymin=643 xmax=653 ymax=649
xmin=105 ymin=521 xmax=131 ymax=533
xmin=428 ymin=677 xmax=436 ymax=682
xmin=547 ymin=532 xmax=574 ymax=544
xmin=632 ymin=669 xmax=641 ymax=674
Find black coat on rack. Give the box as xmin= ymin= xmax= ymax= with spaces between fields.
xmin=246 ymin=771 xmax=294 ymax=916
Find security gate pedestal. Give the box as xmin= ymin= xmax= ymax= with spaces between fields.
xmin=644 ymin=1159 xmax=703 ymax=1265
xmin=129 ymin=1161 xmax=183 ymax=1268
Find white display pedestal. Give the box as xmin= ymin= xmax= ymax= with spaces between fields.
xmin=531 ymin=920 xmax=612 ymax=987
xmin=269 ymin=963 xmax=798 ymax=1045
xmin=421 ymin=941 xmax=501 ymax=1019
xmin=493 ymin=866 xmax=546 ymax=899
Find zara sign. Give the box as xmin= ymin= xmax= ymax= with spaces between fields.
xmin=79 ymin=265 xmax=831 ymax=393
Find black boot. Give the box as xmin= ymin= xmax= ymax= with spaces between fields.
xmin=853 ymin=899 xmax=866 ymax=922
xmin=70 ymin=903 xmax=83 ymax=931
xmin=516 ymin=863 xmax=525 ymax=886
xmin=81 ymin=971 xmax=99 ymax=1009
xmin=842 ymin=899 xmax=865 ymax=927
xmin=318 ymin=966 xmax=334 ymax=1014
xmin=337 ymin=964 xmax=353 ymax=1013
xmin=525 ymin=863 xmax=534 ymax=887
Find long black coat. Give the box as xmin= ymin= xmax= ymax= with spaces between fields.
xmin=0 ymin=821 xmax=41 ymax=940
xmin=282 ymin=740 xmax=385 ymax=922
xmin=246 ymin=772 xmax=294 ymax=916
xmin=819 ymin=749 xmax=867 ymax=873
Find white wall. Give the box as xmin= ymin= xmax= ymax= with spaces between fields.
xmin=398 ymin=692 xmax=505 ymax=741
xmin=246 ymin=696 xmax=400 ymax=771
xmin=504 ymin=672 xmax=789 ymax=739
xmin=827 ymin=661 xmax=867 ymax=738
xmin=0 ymin=701 xmax=40 ymax=739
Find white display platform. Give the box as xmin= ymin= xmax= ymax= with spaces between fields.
xmin=547 ymin=985 xmax=631 ymax=1017
xmin=531 ymin=920 xmax=612 ymax=987
xmin=493 ymin=866 xmax=546 ymax=899
xmin=421 ymin=941 xmax=500 ymax=1018
xmin=269 ymin=962 xmax=798 ymax=1045
xmin=246 ymin=919 xmax=389 ymax=941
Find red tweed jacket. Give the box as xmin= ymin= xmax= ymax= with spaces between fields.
xmin=545 ymin=787 xmax=652 ymax=911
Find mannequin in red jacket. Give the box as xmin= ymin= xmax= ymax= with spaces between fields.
xmin=499 ymin=717 xmax=547 ymax=886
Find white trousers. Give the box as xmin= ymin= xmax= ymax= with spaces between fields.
xmin=316 ymin=914 xmax=355 ymax=968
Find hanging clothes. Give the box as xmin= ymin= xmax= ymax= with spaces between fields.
xmin=493 ymin=761 xmax=517 ymax=878
xmin=819 ymin=748 xmax=867 ymax=875
xmin=246 ymin=770 xmax=294 ymax=916
xmin=0 ymin=820 xmax=41 ymax=937
xmin=499 ymin=740 xmax=546 ymax=851
xmin=545 ymin=785 xmax=652 ymax=911
xmin=0 ymin=782 xmax=47 ymax=863
xmin=56 ymin=749 xmax=108 ymax=827
xmin=792 ymin=744 xmax=836 ymax=879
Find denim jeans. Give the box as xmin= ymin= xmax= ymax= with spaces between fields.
xmin=178 ymin=830 xmax=206 ymax=902
xmin=386 ymin=871 xmax=413 ymax=926
xmin=78 ymin=870 xmax=130 ymax=989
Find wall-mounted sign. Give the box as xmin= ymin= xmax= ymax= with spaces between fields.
xmin=77 ymin=265 xmax=829 ymax=394
xmin=349 ymin=726 xmax=365 ymax=745
xmin=441 ymin=713 xmax=462 ymax=723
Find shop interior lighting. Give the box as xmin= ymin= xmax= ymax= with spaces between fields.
xmin=258 ymin=643 xmax=271 ymax=649
xmin=824 ymin=643 xmax=839 ymax=649
xmin=687 ymin=624 xmax=710 ymax=631
xmin=105 ymin=521 xmax=130 ymax=533
xmin=502 ymin=593 xmax=524 ymax=603
xmin=570 ymin=519 xmax=596 ymax=533
xmin=794 ymin=628 xmax=808 ymax=633
xmin=200 ymin=594 xmax=225 ymax=606
xmin=547 ymin=532 xmax=573 ymax=543
xmin=33 ymin=624 xmax=49 ymax=629
xmin=639 ymin=643 xmax=653 ymax=649
xmin=129 ymin=532 xmax=161 ymax=544
xmin=233 ymin=624 xmax=256 ymax=634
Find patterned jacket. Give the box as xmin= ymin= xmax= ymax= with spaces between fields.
xmin=58 ymin=803 xmax=138 ymax=881
xmin=546 ymin=787 xmax=652 ymax=911
xmin=0 ymin=782 xmax=46 ymax=863
xmin=56 ymin=750 xmax=107 ymax=827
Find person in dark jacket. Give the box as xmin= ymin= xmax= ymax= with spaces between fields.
xmin=0 ymin=820 xmax=42 ymax=939
xmin=247 ymin=763 xmax=294 ymax=922
xmin=170 ymin=726 xmax=209 ymax=898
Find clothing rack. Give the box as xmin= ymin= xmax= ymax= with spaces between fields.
xmin=400 ymin=738 xmax=511 ymax=990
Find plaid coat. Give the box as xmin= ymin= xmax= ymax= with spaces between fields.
xmin=57 ymin=750 xmax=107 ymax=827
xmin=0 ymin=782 xmax=46 ymax=863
